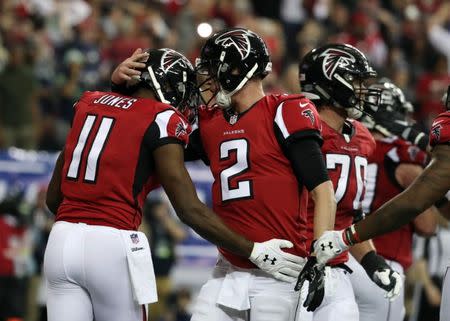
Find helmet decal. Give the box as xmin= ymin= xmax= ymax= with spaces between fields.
xmin=161 ymin=49 xmax=191 ymax=74
xmin=320 ymin=48 xmax=356 ymax=80
xmin=215 ymin=30 xmax=251 ymax=60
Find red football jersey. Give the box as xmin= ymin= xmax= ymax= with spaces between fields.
xmin=57 ymin=91 xmax=191 ymax=230
xmin=198 ymin=94 xmax=322 ymax=268
xmin=306 ymin=120 xmax=376 ymax=265
xmin=362 ymin=136 xmax=428 ymax=270
xmin=430 ymin=111 xmax=450 ymax=147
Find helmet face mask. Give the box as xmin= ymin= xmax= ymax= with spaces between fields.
xmin=137 ymin=48 xmax=199 ymax=123
xmin=299 ymin=44 xmax=381 ymax=119
xmin=196 ymin=28 xmax=272 ymax=108
xmin=361 ymin=79 xmax=413 ymax=135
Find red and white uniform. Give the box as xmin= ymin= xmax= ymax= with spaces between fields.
xmin=349 ymin=135 xmax=427 ymax=321
xmin=57 ymin=91 xmax=190 ymax=230
xmin=306 ymin=120 xmax=375 ymax=264
xmin=199 ymin=94 xmax=321 ymax=268
xmin=45 ymin=91 xmax=190 ymax=321
xmin=192 ymin=94 xmax=322 ymax=321
xmin=304 ymin=120 xmax=375 ymax=321
xmin=431 ymin=111 xmax=450 ymax=321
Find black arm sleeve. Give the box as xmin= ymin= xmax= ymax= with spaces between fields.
xmin=184 ymin=129 xmax=210 ymax=164
xmin=284 ymin=137 xmax=330 ymax=191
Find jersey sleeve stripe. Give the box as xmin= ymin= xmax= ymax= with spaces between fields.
xmin=386 ymin=147 xmax=400 ymax=162
xmin=155 ymin=110 xmax=175 ymax=138
xmin=274 ymin=102 xmax=290 ymax=139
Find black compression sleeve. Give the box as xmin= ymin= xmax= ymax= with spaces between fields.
xmin=184 ymin=129 xmax=210 ymax=164
xmin=284 ymin=137 xmax=330 ymax=191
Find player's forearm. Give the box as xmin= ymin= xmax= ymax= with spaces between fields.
xmin=355 ymin=150 xmax=450 ymax=241
xmin=413 ymin=206 xmax=438 ymax=236
xmin=178 ymin=202 xmax=253 ymax=257
xmin=311 ymin=181 xmax=336 ymax=239
xmin=46 ymin=149 xmax=64 ymax=214
xmin=349 ymin=240 xmax=375 ymax=262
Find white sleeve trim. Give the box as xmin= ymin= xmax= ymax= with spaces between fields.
xmin=274 ymin=102 xmax=290 ymax=139
xmin=155 ymin=110 xmax=175 ymax=138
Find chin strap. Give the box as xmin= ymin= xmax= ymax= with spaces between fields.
xmin=216 ymin=63 xmax=259 ymax=108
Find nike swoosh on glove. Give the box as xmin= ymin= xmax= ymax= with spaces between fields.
xmin=249 ymin=239 xmax=306 ymax=283
xmin=373 ymin=269 xmax=403 ymax=301
xmin=294 ymin=256 xmax=325 ymax=312
xmin=313 ymin=231 xmax=350 ymax=265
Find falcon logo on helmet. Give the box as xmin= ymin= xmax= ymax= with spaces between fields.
xmin=320 ymin=48 xmax=356 ymax=80
xmin=215 ymin=30 xmax=251 ymax=60
xmin=431 ymin=124 xmax=442 ymax=142
xmin=161 ymin=49 xmax=191 ymax=74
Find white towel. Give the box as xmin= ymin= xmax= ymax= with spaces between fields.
xmin=216 ymin=269 xmax=252 ymax=310
xmin=120 ymin=230 xmax=158 ymax=304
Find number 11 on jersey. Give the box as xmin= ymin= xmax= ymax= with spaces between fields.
xmin=67 ymin=114 xmax=115 ymax=183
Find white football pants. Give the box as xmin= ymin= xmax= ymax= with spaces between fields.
xmin=190 ymin=255 xmax=309 ymax=321
xmin=43 ymin=221 xmax=147 ymax=321
xmin=347 ymin=255 xmax=405 ymax=321
xmin=441 ymin=266 xmax=450 ymax=321
xmin=301 ymin=265 xmax=359 ymax=321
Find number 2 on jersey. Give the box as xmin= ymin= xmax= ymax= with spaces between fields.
xmin=219 ymin=139 xmax=253 ymax=202
xmin=326 ymin=154 xmax=367 ymax=210
xmin=66 ymin=114 xmax=115 ymax=183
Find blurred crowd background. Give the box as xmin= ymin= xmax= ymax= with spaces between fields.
xmin=0 ymin=0 xmax=449 ymax=321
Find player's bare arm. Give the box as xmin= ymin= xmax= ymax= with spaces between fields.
xmin=154 ymin=142 xmax=304 ymax=282
xmin=395 ymin=163 xmax=438 ymax=236
xmin=314 ymin=144 xmax=450 ymax=265
xmin=46 ymin=149 xmax=65 ymax=213
xmin=154 ymin=142 xmax=253 ymax=257
xmin=356 ymin=144 xmax=450 ymax=241
xmin=311 ymin=181 xmax=336 ymax=238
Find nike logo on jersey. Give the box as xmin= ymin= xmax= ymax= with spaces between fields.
xmin=299 ymin=102 xmax=309 ymax=108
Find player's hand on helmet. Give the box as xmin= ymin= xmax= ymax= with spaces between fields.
xmin=313 ymin=230 xmax=350 ymax=265
xmin=111 ymin=48 xmax=149 ymax=84
xmin=294 ymin=255 xmax=325 ymax=312
xmin=249 ymin=239 xmax=306 ymax=283
xmin=361 ymin=251 xmax=403 ymax=301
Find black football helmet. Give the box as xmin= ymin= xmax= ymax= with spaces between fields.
xmin=361 ymin=79 xmax=413 ymax=136
xmin=136 ymin=48 xmax=198 ymax=123
xmin=299 ymin=43 xmax=380 ymax=119
xmin=195 ymin=28 xmax=272 ymax=108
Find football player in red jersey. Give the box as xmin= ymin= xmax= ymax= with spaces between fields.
xmin=189 ymin=28 xmax=336 ymax=321
xmin=296 ymin=44 xmax=402 ymax=320
xmin=313 ymin=85 xmax=450 ymax=321
xmin=44 ymin=48 xmax=305 ymax=321
xmin=348 ymin=80 xmax=438 ymax=321
xmin=111 ymin=30 xmax=336 ymax=320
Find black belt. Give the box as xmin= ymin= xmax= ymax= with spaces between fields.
xmin=329 ymin=263 xmax=353 ymax=274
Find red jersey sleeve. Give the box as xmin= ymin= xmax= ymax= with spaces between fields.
xmin=274 ymin=97 xmax=322 ymax=144
xmin=396 ymin=142 xmax=428 ymax=167
xmin=430 ymin=112 xmax=450 ymax=147
xmin=146 ymin=109 xmax=191 ymax=150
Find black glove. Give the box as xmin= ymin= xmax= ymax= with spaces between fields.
xmin=373 ymin=112 xmax=428 ymax=151
xmin=294 ymin=256 xmax=325 ymax=312
xmin=360 ymin=251 xmax=403 ymax=301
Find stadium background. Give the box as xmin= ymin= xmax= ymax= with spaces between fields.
xmin=0 ymin=0 xmax=449 ymax=321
